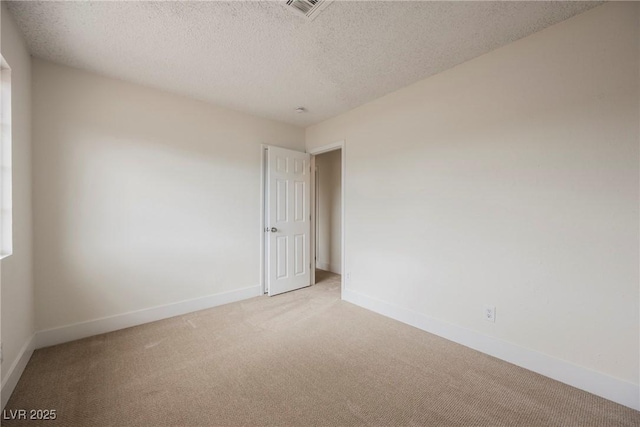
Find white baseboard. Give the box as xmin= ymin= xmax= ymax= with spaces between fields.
xmin=1 ymin=334 xmax=35 ymax=410
xmin=343 ymin=288 xmax=640 ymax=411
xmin=36 ymin=285 xmax=261 ymax=349
xmin=329 ymin=264 xmax=342 ymax=275
xmin=316 ymin=262 xmax=331 ymax=271
xmin=316 ymin=262 xmax=342 ymax=275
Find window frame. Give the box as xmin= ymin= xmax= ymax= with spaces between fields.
xmin=1 ymin=55 xmax=13 ymax=260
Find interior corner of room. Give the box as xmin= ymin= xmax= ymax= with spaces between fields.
xmin=0 ymin=0 xmax=639 ymax=424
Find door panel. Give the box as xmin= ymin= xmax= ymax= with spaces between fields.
xmin=267 ymin=146 xmax=311 ymax=296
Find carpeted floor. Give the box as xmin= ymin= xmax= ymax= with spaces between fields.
xmin=4 ymin=270 xmax=640 ymax=426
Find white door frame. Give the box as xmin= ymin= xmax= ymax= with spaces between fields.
xmin=260 ymin=145 xmax=268 ymax=294
xmin=308 ymin=140 xmax=346 ymax=293
xmin=260 ymin=141 xmax=346 ymax=295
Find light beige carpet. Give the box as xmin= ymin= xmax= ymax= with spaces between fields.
xmin=4 ymin=270 xmax=640 ymax=426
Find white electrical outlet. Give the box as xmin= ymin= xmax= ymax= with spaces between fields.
xmin=346 ymin=272 xmax=351 ymax=281
xmin=484 ymin=305 xmax=496 ymax=322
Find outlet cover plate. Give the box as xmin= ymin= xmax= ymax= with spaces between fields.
xmin=484 ymin=305 xmax=496 ymax=322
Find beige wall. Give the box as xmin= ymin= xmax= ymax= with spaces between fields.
xmin=1 ymin=2 xmax=34 ymax=387
xmin=307 ymin=2 xmax=639 ymax=386
xmin=32 ymin=59 xmax=304 ymax=331
xmin=315 ymin=149 xmax=341 ymax=274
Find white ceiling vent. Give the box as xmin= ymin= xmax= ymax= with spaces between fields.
xmin=284 ymin=0 xmax=333 ymax=21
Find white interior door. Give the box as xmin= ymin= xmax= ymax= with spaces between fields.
xmin=266 ymin=146 xmax=311 ymax=296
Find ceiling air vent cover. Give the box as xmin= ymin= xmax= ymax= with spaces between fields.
xmin=285 ymin=0 xmax=333 ymax=21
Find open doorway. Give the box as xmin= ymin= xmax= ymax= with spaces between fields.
xmin=314 ymin=149 xmax=341 ymax=280
xmin=260 ymin=141 xmax=345 ymax=297
xmin=309 ymin=141 xmax=345 ymax=295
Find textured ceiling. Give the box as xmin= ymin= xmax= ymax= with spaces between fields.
xmin=6 ymin=1 xmax=602 ymax=127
